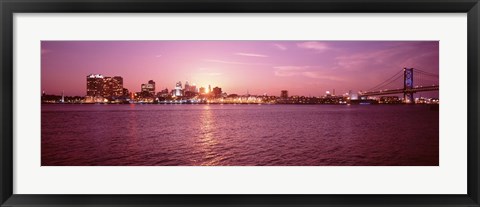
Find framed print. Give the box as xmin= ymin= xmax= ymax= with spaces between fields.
xmin=1 ymin=0 xmax=479 ymax=206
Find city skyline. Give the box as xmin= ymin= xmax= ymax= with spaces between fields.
xmin=42 ymin=70 xmax=438 ymax=104
xmin=41 ymin=41 xmax=439 ymax=97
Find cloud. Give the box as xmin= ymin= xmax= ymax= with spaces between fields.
xmin=155 ymin=54 xmax=162 ymax=58
xmin=234 ymin=52 xmax=268 ymax=58
xmin=273 ymin=66 xmax=310 ymax=77
xmin=301 ymin=71 xmax=344 ymax=81
xmin=330 ymin=42 xmax=439 ymax=87
xmin=273 ymin=43 xmax=287 ymax=51
xmin=203 ymin=59 xmax=270 ymax=66
xmin=334 ymin=46 xmax=418 ymax=71
xmin=297 ymin=41 xmax=330 ymax=52
xmin=273 ymin=65 xmax=344 ymax=81
xmin=301 ymin=71 xmax=323 ymax=79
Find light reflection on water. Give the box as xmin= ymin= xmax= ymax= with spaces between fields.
xmin=197 ymin=105 xmax=222 ymax=166
xmin=41 ymin=104 xmax=439 ymax=166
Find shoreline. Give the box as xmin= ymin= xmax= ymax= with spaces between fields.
xmin=41 ymin=102 xmax=439 ymax=105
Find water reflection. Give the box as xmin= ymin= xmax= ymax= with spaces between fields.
xmin=127 ymin=106 xmax=140 ymax=152
xmin=41 ymin=104 xmax=439 ymax=166
xmin=197 ymin=105 xmax=222 ymax=166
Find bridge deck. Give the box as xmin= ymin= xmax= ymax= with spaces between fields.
xmin=360 ymin=85 xmax=439 ymax=96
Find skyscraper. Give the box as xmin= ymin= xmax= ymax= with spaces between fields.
xmin=112 ymin=76 xmax=124 ymax=97
xmin=141 ymin=80 xmax=156 ymax=96
xmin=86 ymin=74 xmax=125 ymax=103
xmin=86 ymin=74 xmax=104 ymax=97
xmin=191 ymin=84 xmax=197 ymax=93
xmin=103 ymin=77 xmax=112 ymax=97
xmin=174 ymin=81 xmax=183 ymax=96
xmin=281 ymin=90 xmax=288 ymax=99
xmin=103 ymin=76 xmax=124 ymax=99
xmin=158 ymin=88 xmax=169 ymax=97
xmin=199 ymin=87 xmax=206 ymax=94
xmin=213 ymin=87 xmax=222 ymax=98
xmin=148 ymin=80 xmax=156 ymax=95
xmin=184 ymin=81 xmax=190 ymax=92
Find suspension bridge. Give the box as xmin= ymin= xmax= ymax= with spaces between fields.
xmin=359 ymin=68 xmax=439 ymax=103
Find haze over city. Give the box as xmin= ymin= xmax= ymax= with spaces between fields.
xmin=41 ymin=41 xmax=439 ymax=97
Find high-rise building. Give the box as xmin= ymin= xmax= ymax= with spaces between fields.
xmin=86 ymin=74 xmax=104 ymax=97
xmin=208 ymin=85 xmax=211 ymax=93
xmin=157 ymin=88 xmax=170 ymax=98
xmin=184 ymin=81 xmax=190 ymax=92
xmin=184 ymin=81 xmax=198 ymax=98
xmin=191 ymin=84 xmax=197 ymax=93
xmin=112 ymin=76 xmax=124 ymax=97
xmin=212 ymin=87 xmax=222 ymax=98
xmin=141 ymin=80 xmax=156 ymax=96
xmin=103 ymin=77 xmax=112 ymax=97
xmin=86 ymin=74 xmax=125 ymax=102
xmin=281 ymin=90 xmax=288 ymax=99
xmin=148 ymin=80 xmax=155 ymax=94
xmin=199 ymin=87 xmax=206 ymax=94
xmin=174 ymin=81 xmax=183 ymax=96
xmin=103 ymin=76 xmax=124 ymax=99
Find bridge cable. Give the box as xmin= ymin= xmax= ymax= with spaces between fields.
xmin=366 ymin=70 xmax=404 ymax=92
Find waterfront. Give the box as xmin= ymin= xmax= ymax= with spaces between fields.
xmin=41 ymin=104 xmax=439 ymax=166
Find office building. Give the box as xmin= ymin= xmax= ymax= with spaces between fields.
xmin=103 ymin=76 xmax=124 ymax=99
xmin=174 ymin=81 xmax=183 ymax=97
xmin=85 ymin=74 xmax=106 ymax=103
xmin=184 ymin=81 xmax=191 ymax=92
xmin=281 ymin=90 xmax=288 ymax=99
xmin=86 ymin=74 xmax=125 ymax=102
xmin=141 ymin=80 xmax=156 ymax=96
xmin=86 ymin=74 xmax=104 ymax=97
xmin=212 ymin=87 xmax=222 ymax=98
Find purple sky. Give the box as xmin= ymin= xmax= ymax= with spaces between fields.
xmin=41 ymin=41 xmax=439 ymax=97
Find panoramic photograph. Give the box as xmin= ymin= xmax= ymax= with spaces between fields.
xmin=41 ymin=41 xmax=439 ymax=166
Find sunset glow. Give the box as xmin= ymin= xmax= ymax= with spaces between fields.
xmin=41 ymin=41 xmax=439 ymax=97
xmin=41 ymin=40 xmax=440 ymax=166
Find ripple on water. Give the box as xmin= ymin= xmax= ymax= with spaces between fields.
xmin=41 ymin=104 xmax=439 ymax=166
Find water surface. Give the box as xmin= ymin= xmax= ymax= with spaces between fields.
xmin=41 ymin=104 xmax=439 ymax=166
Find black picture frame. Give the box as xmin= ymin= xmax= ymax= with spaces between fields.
xmin=1 ymin=0 xmax=479 ymax=206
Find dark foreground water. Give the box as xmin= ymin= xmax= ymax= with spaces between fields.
xmin=41 ymin=104 xmax=439 ymax=166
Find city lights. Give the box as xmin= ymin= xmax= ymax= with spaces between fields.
xmin=40 ymin=74 xmax=440 ymax=105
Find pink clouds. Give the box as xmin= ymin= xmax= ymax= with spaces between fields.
xmin=202 ymin=59 xmax=270 ymax=66
xmin=334 ymin=42 xmax=439 ymax=72
xmin=273 ymin=43 xmax=287 ymax=51
xmin=234 ymin=52 xmax=268 ymax=58
xmin=273 ymin=65 xmax=344 ymax=81
xmin=297 ymin=41 xmax=331 ymax=52
xmin=273 ymin=66 xmax=311 ymax=77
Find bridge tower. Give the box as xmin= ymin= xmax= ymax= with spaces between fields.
xmin=403 ymin=68 xmax=414 ymax=104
